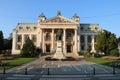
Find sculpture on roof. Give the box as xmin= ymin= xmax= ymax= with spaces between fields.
xmin=57 ymin=11 xmax=61 ymax=16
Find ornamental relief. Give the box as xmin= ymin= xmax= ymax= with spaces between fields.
xmin=46 ymin=17 xmax=75 ymax=24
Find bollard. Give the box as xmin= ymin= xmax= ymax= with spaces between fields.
xmin=25 ymin=68 xmax=27 ymax=75
xmin=113 ymin=66 xmax=115 ymax=75
xmin=3 ymin=65 xmax=6 ymax=74
xmin=93 ymin=67 xmax=95 ymax=75
xmin=48 ymin=68 xmax=49 ymax=75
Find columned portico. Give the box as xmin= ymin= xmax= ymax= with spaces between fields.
xmin=12 ymin=12 xmax=100 ymax=57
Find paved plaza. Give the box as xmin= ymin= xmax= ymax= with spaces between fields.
xmin=0 ymin=56 xmax=120 ymax=80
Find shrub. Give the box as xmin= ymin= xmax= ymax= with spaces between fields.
xmin=45 ymin=57 xmax=59 ymax=61
xmin=110 ymin=49 xmax=119 ymax=57
xmin=61 ymin=57 xmax=76 ymax=61
xmin=78 ymin=51 xmax=84 ymax=55
xmin=94 ymin=53 xmax=100 ymax=58
xmin=20 ymin=38 xmax=39 ymax=58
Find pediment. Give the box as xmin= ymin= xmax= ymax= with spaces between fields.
xmin=45 ymin=15 xmax=78 ymax=24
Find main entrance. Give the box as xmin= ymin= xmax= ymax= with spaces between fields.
xmin=46 ymin=44 xmax=50 ymax=52
xmin=67 ymin=44 xmax=72 ymax=53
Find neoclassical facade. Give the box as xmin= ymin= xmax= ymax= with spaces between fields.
xmin=12 ymin=12 xmax=101 ymax=56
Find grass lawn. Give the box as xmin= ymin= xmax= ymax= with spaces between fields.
xmin=85 ymin=58 xmax=117 ymax=66
xmin=0 ymin=58 xmax=35 ymax=70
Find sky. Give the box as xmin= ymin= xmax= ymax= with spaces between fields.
xmin=0 ymin=0 xmax=120 ymax=38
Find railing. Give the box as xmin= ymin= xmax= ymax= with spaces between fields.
xmin=0 ymin=65 xmax=120 ymax=75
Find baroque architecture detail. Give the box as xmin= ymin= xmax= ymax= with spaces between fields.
xmin=12 ymin=12 xmax=101 ymax=56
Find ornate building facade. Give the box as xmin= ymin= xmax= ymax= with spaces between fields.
xmin=12 ymin=12 xmax=101 ymax=56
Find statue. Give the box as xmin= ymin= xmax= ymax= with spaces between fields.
xmin=56 ymin=29 xmax=62 ymax=41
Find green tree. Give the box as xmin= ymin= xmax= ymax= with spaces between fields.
xmin=95 ymin=30 xmax=118 ymax=55
xmin=118 ymin=37 xmax=120 ymax=43
xmin=0 ymin=31 xmax=4 ymax=53
xmin=20 ymin=37 xmax=38 ymax=57
xmin=4 ymin=33 xmax=12 ymax=50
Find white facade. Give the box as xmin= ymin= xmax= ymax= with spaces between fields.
xmin=12 ymin=12 xmax=101 ymax=56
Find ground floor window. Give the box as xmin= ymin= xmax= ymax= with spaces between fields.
xmin=81 ymin=45 xmax=84 ymax=50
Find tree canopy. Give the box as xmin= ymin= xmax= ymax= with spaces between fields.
xmin=20 ymin=37 xmax=39 ymax=57
xmin=0 ymin=31 xmax=4 ymax=53
xmin=95 ymin=30 xmax=118 ymax=55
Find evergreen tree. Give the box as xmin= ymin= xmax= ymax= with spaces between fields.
xmin=118 ymin=37 xmax=120 ymax=43
xmin=0 ymin=31 xmax=4 ymax=53
xmin=4 ymin=33 xmax=12 ymax=50
xmin=20 ymin=37 xmax=37 ymax=57
xmin=95 ymin=30 xmax=118 ymax=55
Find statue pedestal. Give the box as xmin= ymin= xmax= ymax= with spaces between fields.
xmin=53 ymin=41 xmax=66 ymax=59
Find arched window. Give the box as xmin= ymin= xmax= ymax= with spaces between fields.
xmin=80 ymin=35 xmax=84 ymax=43
xmin=66 ymin=33 xmax=72 ymax=41
xmin=25 ymin=35 xmax=29 ymax=41
xmin=32 ymin=35 xmax=37 ymax=42
xmin=46 ymin=33 xmax=51 ymax=41
xmin=88 ymin=35 xmax=91 ymax=43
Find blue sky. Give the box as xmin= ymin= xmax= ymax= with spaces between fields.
xmin=0 ymin=0 xmax=120 ymax=38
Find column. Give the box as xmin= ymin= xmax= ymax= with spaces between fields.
xmin=85 ymin=35 xmax=88 ymax=51
xmin=29 ymin=34 xmax=32 ymax=40
xmin=63 ymin=29 xmax=66 ymax=53
xmin=22 ymin=34 xmax=25 ymax=47
xmin=12 ymin=31 xmax=17 ymax=53
xmin=91 ymin=35 xmax=96 ymax=52
xmin=51 ymin=29 xmax=54 ymax=52
xmin=77 ymin=27 xmax=80 ymax=52
xmin=74 ymin=29 xmax=78 ymax=53
xmin=42 ymin=29 xmax=45 ymax=53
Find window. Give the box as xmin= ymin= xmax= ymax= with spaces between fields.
xmin=32 ymin=35 xmax=37 ymax=42
xmin=17 ymin=35 xmax=22 ymax=42
xmin=45 ymin=33 xmax=51 ymax=41
xmin=25 ymin=35 xmax=29 ymax=41
xmin=19 ymin=26 xmax=23 ymax=29
xmin=33 ymin=27 xmax=37 ymax=30
xmin=17 ymin=45 xmax=21 ymax=50
xmin=88 ymin=35 xmax=91 ymax=43
xmin=95 ymin=27 xmax=98 ymax=30
xmin=80 ymin=35 xmax=84 ymax=43
xmin=81 ymin=45 xmax=84 ymax=50
xmin=26 ymin=26 xmax=30 ymax=30
xmin=80 ymin=26 xmax=84 ymax=31
xmin=66 ymin=33 xmax=72 ymax=41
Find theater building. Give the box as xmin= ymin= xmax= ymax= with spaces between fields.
xmin=12 ymin=12 xmax=101 ymax=56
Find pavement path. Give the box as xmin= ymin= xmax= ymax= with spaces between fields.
xmin=0 ymin=56 xmax=120 ymax=80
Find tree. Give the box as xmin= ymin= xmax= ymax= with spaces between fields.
xmin=118 ymin=37 xmax=120 ymax=43
xmin=20 ymin=37 xmax=38 ymax=57
xmin=0 ymin=31 xmax=4 ymax=53
xmin=95 ymin=30 xmax=118 ymax=55
xmin=4 ymin=33 xmax=12 ymax=50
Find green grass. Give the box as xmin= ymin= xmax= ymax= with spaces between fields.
xmin=85 ymin=58 xmax=116 ymax=66
xmin=0 ymin=58 xmax=35 ymax=70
